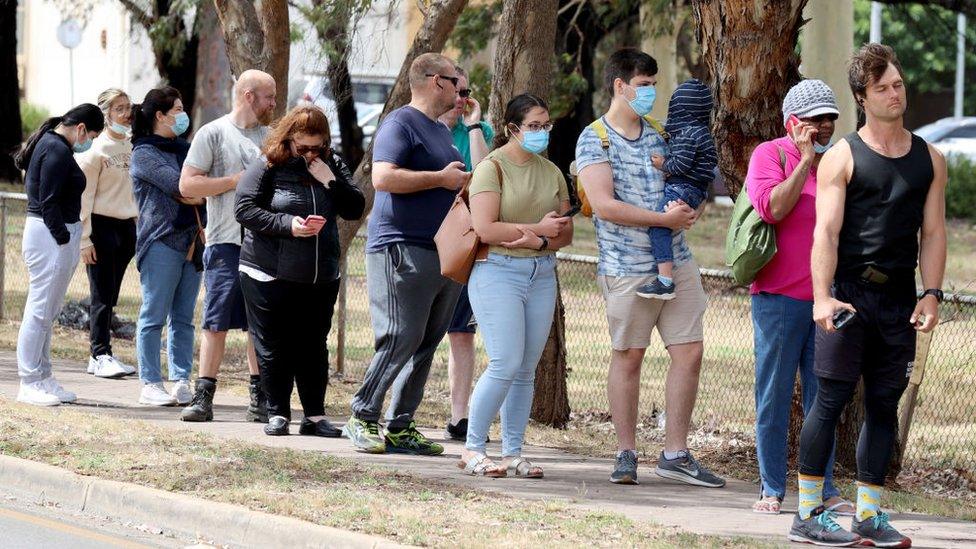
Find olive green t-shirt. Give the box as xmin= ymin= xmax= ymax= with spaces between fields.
xmin=468 ymin=149 xmax=570 ymax=257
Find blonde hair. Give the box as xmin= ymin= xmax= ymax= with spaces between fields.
xmin=96 ymin=88 xmax=129 ymax=116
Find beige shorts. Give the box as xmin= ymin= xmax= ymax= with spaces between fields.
xmin=597 ymin=261 xmax=707 ymax=351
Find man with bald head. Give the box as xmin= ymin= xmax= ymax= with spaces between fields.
xmin=344 ymin=53 xmax=467 ymax=455
xmin=179 ymin=69 xmax=277 ymax=423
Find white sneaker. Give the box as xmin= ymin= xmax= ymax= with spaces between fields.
xmin=170 ymin=380 xmax=192 ymax=405
xmin=17 ymin=380 xmax=61 ymax=406
xmin=41 ymin=376 xmax=77 ymax=403
xmin=89 ymin=355 xmax=128 ymax=379
xmin=116 ymin=357 xmax=137 ymax=376
xmin=139 ymin=383 xmax=177 ymax=406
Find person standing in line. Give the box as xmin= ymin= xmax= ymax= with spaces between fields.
xmin=130 ymin=86 xmax=206 ymax=407
xmin=436 ymin=65 xmax=494 ymax=441
xmin=790 ymin=44 xmax=946 ymax=548
xmin=76 ymin=88 xmax=139 ymax=379
xmin=14 ymin=104 xmax=105 ymax=406
xmin=178 ymin=70 xmax=277 ymax=423
xmin=745 ymin=79 xmax=852 ymax=516
xmin=344 ymin=53 xmax=468 ymax=455
xmin=236 ymin=105 xmax=365 ymax=435
xmin=459 ymin=94 xmax=572 ymax=478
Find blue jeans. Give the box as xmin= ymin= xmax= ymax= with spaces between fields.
xmin=649 ymin=180 xmax=706 ymax=264
xmin=136 ymin=241 xmax=201 ymax=384
xmin=466 ymin=254 xmax=557 ymax=456
xmin=752 ymin=293 xmax=839 ymax=500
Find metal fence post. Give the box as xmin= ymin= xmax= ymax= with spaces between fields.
xmin=0 ymin=195 xmax=7 ymax=321
xmin=335 ymin=255 xmax=348 ymax=377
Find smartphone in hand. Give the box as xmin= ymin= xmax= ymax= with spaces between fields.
xmin=832 ymin=308 xmax=855 ymax=330
xmin=785 ymin=114 xmax=801 ymax=138
xmin=303 ymin=215 xmax=326 ymax=233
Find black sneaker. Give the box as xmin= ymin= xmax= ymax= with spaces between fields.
xmin=636 ymin=278 xmax=676 ymax=300
xmin=851 ymin=511 xmax=911 ymax=548
xmin=264 ymin=415 xmax=289 ymax=436
xmin=788 ymin=506 xmax=861 ymax=547
xmin=247 ymin=378 xmax=269 ymax=423
xmin=445 ymin=418 xmax=490 ymax=443
xmin=180 ymin=379 xmax=216 ymax=422
xmin=654 ymin=450 xmax=725 ymax=488
xmin=299 ymin=418 xmax=342 ymax=438
xmin=385 ymin=422 xmax=444 ymax=455
xmin=610 ymin=449 xmax=639 ymax=485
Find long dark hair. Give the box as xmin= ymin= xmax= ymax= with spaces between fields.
xmin=493 ymin=93 xmax=548 ymax=149
xmin=15 ymin=103 xmax=104 ymax=170
xmin=132 ymin=86 xmax=182 ymax=140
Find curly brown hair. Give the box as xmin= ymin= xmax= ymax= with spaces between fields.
xmin=263 ymin=105 xmax=331 ymax=166
xmin=848 ymin=43 xmax=904 ymax=110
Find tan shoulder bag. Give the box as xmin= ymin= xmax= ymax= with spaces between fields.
xmin=434 ymin=159 xmax=503 ymax=284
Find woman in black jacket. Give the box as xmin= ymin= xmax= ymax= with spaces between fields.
xmin=236 ymin=105 xmax=365 ymax=437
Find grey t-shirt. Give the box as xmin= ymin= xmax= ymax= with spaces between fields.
xmin=185 ymin=115 xmax=268 ymax=246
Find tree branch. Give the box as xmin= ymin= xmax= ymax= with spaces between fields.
xmin=117 ymin=0 xmax=155 ymax=28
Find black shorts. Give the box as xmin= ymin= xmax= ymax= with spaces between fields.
xmin=814 ymin=280 xmax=916 ymax=389
xmin=447 ymin=285 xmax=477 ymax=334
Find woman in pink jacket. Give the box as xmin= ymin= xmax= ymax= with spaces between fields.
xmin=745 ymin=80 xmax=852 ymax=516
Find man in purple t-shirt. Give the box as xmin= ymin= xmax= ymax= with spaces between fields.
xmin=345 ymin=53 xmax=468 ymax=456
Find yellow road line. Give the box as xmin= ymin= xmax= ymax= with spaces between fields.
xmin=0 ymin=506 xmax=154 ymax=548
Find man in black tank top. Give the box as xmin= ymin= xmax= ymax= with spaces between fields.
xmin=788 ymin=44 xmax=947 ymax=549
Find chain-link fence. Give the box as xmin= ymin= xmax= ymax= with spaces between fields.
xmin=1 ymin=192 xmax=973 ymax=471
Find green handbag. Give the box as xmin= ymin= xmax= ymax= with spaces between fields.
xmin=724 ymin=147 xmax=786 ymax=285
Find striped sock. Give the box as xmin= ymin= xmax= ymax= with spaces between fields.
xmin=856 ymin=482 xmax=882 ymax=521
xmin=798 ymin=474 xmax=824 ymax=520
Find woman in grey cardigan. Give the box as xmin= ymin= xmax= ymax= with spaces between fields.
xmin=130 ymin=86 xmax=206 ymax=407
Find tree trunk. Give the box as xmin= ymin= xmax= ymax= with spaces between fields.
xmin=489 ymin=0 xmax=567 ymax=427
xmin=336 ymin=0 xmax=469 ymax=252
xmin=192 ymin=0 xmax=233 ymax=129
xmin=692 ymin=0 xmax=807 ymax=197
xmin=213 ymin=0 xmax=290 ymax=119
xmin=0 ymin=0 xmax=22 ymax=184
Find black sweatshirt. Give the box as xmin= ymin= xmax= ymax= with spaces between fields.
xmin=25 ymin=131 xmax=87 ymax=244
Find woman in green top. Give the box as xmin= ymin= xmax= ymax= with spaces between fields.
xmin=458 ymin=94 xmax=573 ymax=478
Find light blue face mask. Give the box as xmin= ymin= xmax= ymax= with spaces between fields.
xmin=110 ymin=122 xmax=130 ymax=136
xmin=518 ymin=130 xmax=549 ymax=154
xmin=73 ymin=137 xmax=93 ymax=154
xmin=813 ymin=141 xmax=833 ymax=154
xmin=170 ymin=112 xmax=190 ymax=136
xmin=627 ymin=85 xmax=657 ymax=117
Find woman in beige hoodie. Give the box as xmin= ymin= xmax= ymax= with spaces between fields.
xmin=76 ymin=89 xmax=139 ymax=379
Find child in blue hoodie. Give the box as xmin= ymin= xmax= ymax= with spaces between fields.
xmin=638 ymin=78 xmax=717 ymax=300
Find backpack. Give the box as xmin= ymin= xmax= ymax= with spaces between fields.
xmin=724 ymin=147 xmax=786 ymax=285
xmin=569 ymin=114 xmax=669 ymax=217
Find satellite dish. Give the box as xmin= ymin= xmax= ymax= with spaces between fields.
xmin=57 ymin=19 xmax=83 ymax=50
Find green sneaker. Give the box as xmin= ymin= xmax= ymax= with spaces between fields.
xmin=384 ymin=422 xmax=444 ymax=456
xmin=342 ymin=416 xmax=386 ymax=453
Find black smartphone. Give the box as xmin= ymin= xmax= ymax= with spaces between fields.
xmin=832 ymin=309 xmax=855 ymax=330
xmin=560 ymin=205 xmax=581 ymax=218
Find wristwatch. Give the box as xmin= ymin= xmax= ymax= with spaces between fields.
xmin=922 ymin=288 xmax=944 ymax=303
xmin=466 ymin=124 xmax=483 ymax=133
xmin=536 ymin=236 xmax=549 ymax=251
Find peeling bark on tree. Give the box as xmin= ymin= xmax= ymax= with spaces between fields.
xmin=0 ymin=0 xmax=22 ymax=183
xmin=693 ymin=0 xmax=807 ymax=198
xmin=213 ymin=0 xmax=290 ymax=119
xmin=192 ymin=0 xmax=233 ymax=129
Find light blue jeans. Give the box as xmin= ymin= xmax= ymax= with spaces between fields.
xmin=752 ymin=292 xmax=839 ymax=500
xmin=136 ymin=241 xmax=201 ymax=384
xmin=465 ymin=253 xmax=557 ymax=456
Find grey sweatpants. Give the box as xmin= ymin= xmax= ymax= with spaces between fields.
xmin=18 ymin=218 xmax=81 ymax=383
xmin=351 ymin=243 xmax=462 ymax=429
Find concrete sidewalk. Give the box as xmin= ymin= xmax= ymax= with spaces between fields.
xmin=1 ymin=352 xmax=974 ymax=548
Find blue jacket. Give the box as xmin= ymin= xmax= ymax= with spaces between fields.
xmin=130 ymin=136 xmax=207 ymax=271
xmin=663 ymin=79 xmax=718 ymax=190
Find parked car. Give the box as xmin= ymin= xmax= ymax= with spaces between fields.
xmin=295 ymin=74 xmax=394 ymax=153
xmin=915 ymin=117 xmax=976 ymax=161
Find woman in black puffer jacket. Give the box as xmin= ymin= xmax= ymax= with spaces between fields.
xmin=236 ymin=105 xmax=365 ymax=437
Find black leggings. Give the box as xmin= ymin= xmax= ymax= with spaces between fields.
xmin=798 ymin=376 xmax=907 ymax=485
xmin=240 ymin=274 xmax=340 ymax=420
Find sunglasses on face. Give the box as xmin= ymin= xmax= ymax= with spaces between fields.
xmin=458 ymin=89 xmax=472 ymax=98
xmin=426 ymin=73 xmax=459 ymax=88
xmin=294 ymin=144 xmax=330 ymax=156
xmin=802 ymin=114 xmax=839 ymax=124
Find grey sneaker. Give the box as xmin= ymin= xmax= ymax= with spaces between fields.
xmin=636 ymin=278 xmax=676 ymax=300
xmin=654 ymin=450 xmax=725 ymax=488
xmin=851 ymin=511 xmax=911 ymax=548
xmin=788 ymin=507 xmax=861 ymax=547
xmin=342 ymin=416 xmax=386 ymax=454
xmin=610 ymin=450 xmax=639 ymax=485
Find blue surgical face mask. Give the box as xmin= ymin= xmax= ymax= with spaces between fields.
xmin=627 ymin=85 xmax=657 ymax=117
xmin=813 ymin=141 xmax=832 ymax=154
xmin=110 ymin=122 xmax=130 ymax=136
xmin=517 ymin=130 xmax=549 ymax=154
xmin=170 ymin=112 xmax=190 ymax=136
xmin=73 ymin=136 xmax=93 ymax=154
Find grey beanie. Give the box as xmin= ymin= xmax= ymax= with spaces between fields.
xmin=782 ymin=79 xmax=840 ymax=124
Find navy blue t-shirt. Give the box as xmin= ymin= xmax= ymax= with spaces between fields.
xmin=366 ymin=106 xmax=463 ymax=252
